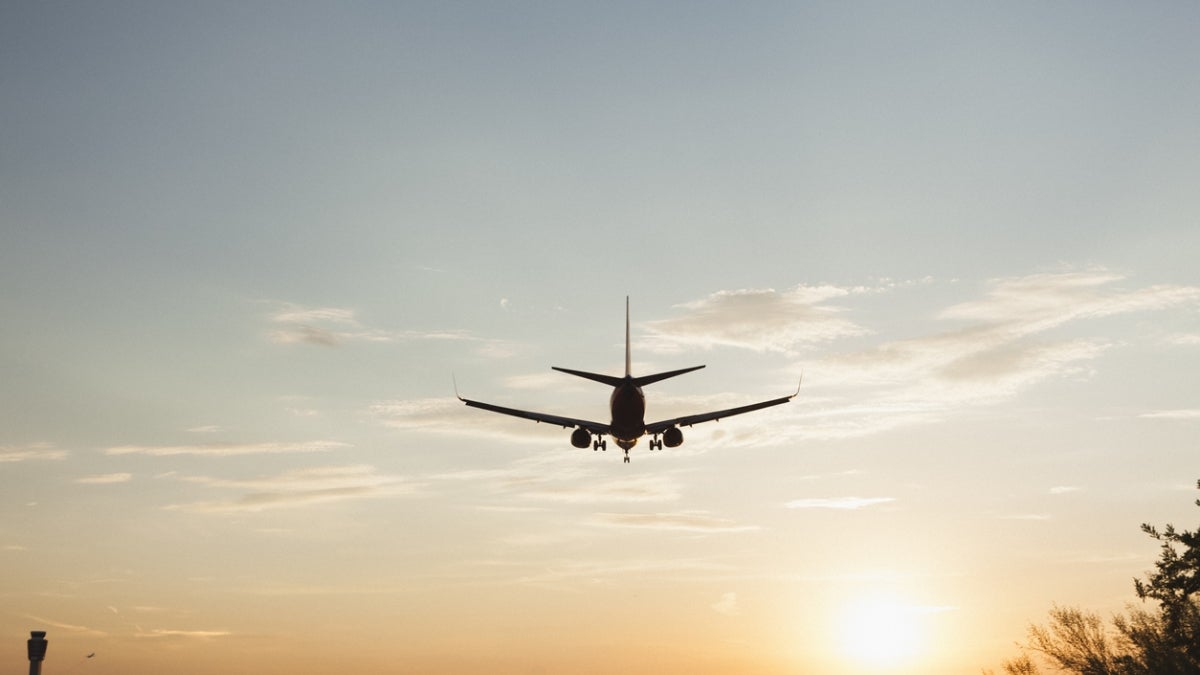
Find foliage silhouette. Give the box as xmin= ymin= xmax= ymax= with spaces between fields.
xmin=984 ymin=480 xmax=1200 ymax=675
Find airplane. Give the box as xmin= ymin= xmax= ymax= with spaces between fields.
xmin=457 ymin=298 xmax=799 ymax=463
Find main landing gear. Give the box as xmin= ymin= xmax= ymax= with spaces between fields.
xmin=649 ymin=436 xmax=663 ymax=451
xmin=593 ymin=438 xmax=607 ymax=451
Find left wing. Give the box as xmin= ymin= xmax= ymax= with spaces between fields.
xmin=644 ymin=381 xmax=800 ymax=435
xmin=457 ymin=394 xmax=611 ymax=435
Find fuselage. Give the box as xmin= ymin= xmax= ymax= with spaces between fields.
xmin=608 ymin=377 xmax=646 ymax=450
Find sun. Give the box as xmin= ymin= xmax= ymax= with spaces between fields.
xmin=836 ymin=597 xmax=923 ymax=669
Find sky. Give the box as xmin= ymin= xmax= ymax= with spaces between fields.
xmin=1 ymin=2 xmax=1199 ymax=673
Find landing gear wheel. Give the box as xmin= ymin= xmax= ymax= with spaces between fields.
xmin=650 ymin=437 xmax=662 ymax=451
xmin=594 ymin=438 xmax=607 ymax=451
xmin=623 ymin=452 xmax=630 ymax=464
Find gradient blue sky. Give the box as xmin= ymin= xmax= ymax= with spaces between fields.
xmin=2 ymin=3 xmax=1199 ymax=673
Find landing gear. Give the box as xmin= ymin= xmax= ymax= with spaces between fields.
xmin=593 ymin=438 xmax=607 ymax=451
xmin=623 ymin=449 xmax=630 ymax=463
xmin=649 ymin=436 xmax=663 ymax=451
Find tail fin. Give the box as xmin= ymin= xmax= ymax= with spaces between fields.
xmin=625 ymin=296 xmax=631 ymax=377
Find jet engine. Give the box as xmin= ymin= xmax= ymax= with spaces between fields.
xmin=570 ymin=428 xmax=591 ymax=449
xmin=663 ymin=426 xmax=683 ymax=448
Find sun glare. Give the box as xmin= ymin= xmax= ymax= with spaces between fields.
xmin=837 ymin=597 xmax=923 ymax=670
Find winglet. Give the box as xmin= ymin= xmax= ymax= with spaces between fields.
xmin=792 ymin=371 xmax=804 ymax=398
xmin=452 ymin=373 xmax=464 ymax=401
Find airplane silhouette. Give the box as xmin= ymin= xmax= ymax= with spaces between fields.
xmin=458 ymin=298 xmax=799 ymax=463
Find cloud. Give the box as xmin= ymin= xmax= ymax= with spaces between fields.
xmin=267 ymin=302 xmax=474 ymax=347
xmin=24 ymin=615 xmax=106 ymax=636
xmin=0 ymin=443 xmax=67 ymax=463
xmin=105 ymin=441 xmax=349 ymax=457
xmin=712 ymin=592 xmax=740 ymax=616
xmin=791 ymin=269 xmax=1200 ymax=440
xmin=371 ymin=396 xmax=573 ymax=446
xmin=135 ymin=628 xmax=231 ymax=639
xmin=430 ymin=452 xmax=685 ymax=509
xmin=512 ymin=558 xmax=735 ymax=589
xmin=166 ymin=464 xmax=415 ymax=513
xmin=785 ymin=497 xmax=895 ymax=510
xmin=1049 ymin=485 xmax=1082 ymax=495
xmin=75 ymin=473 xmax=133 ymax=485
xmin=372 ymin=397 xmax=481 ymax=431
xmin=268 ymin=305 xmax=364 ymax=346
xmin=998 ymin=513 xmax=1052 ymax=521
xmin=1140 ymin=409 xmax=1200 ymax=420
xmin=643 ymin=285 xmax=872 ymax=354
xmin=938 ymin=270 xmax=1199 ymax=327
xmin=524 ymin=475 xmax=681 ymax=504
xmin=593 ymin=511 xmax=758 ymax=532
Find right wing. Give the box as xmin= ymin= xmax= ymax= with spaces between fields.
xmin=644 ymin=379 xmax=801 ymax=435
xmin=457 ymin=393 xmax=611 ymax=435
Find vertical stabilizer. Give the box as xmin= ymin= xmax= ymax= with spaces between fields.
xmin=625 ymin=296 xmax=631 ymax=377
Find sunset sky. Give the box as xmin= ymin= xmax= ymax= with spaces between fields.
xmin=2 ymin=2 xmax=1199 ymax=673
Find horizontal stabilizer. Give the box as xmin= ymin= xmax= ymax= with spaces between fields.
xmin=552 ymin=364 xmax=705 ymax=388
xmin=631 ymin=365 xmax=705 ymax=387
xmin=552 ymin=366 xmax=626 ymax=388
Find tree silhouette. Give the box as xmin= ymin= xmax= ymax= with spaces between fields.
xmin=1133 ymin=479 xmax=1200 ymax=667
xmin=985 ymin=480 xmax=1200 ymax=675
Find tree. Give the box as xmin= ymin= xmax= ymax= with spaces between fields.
xmin=986 ymin=480 xmax=1200 ymax=674
xmin=1026 ymin=605 xmax=1123 ymax=675
xmin=1132 ymin=478 xmax=1200 ymax=667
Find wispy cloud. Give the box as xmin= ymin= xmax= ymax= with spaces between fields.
xmin=166 ymin=464 xmax=415 ymax=513
xmin=105 ymin=441 xmax=349 ymax=457
xmin=712 ymin=591 xmax=740 ymax=616
xmin=790 ymin=269 xmax=1200 ymax=439
xmin=1049 ymin=485 xmax=1082 ymax=495
xmin=371 ymin=396 xmax=573 ymax=445
xmin=24 ymin=615 xmax=106 ymax=636
xmin=0 ymin=443 xmax=67 ymax=463
xmin=135 ymin=628 xmax=231 ymax=639
xmin=1140 ymin=409 xmax=1200 ymax=420
xmin=371 ymin=397 xmax=470 ymax=432
xmin=643 ymin=285 xmax=873 ymax=354
xmin=785 ymin=497 xmax=895 ymax=510
xmin=513 ymin=558 xmax=735 ymax=589
xmin=524 ymin=475 xmax=681 ymax=504
xmin=75 ymin=473 xmax=133 ymax=485
xmin=997 ymin=513 xmax=1052 ymax=521
xmin=593 ymin=511 xmax=758 ymax=532
xmin=938 ymin=270 xmax=1199 ymax=327
xmin=267 ymin=302 xmax=474 ymax=347
xmin=267 ymin=304 xmax=384 ymax=346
